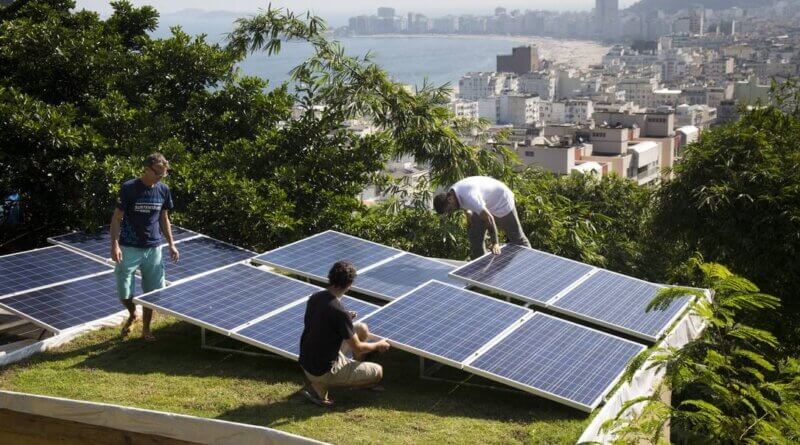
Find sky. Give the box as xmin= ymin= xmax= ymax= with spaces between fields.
xmin=75 ymin=1 xmax=641 ymax=25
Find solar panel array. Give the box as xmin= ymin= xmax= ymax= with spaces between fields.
xmin=449 ymin=244 xmax=694 ymax=342
xmin=235 ymin=296 xmax=378 ymax=359
xmin=137 ymin=264 xmax=320 ymax=331
xmin=0 ymin=273 xmax=132 ymax=333
xmin=354 ymin=253 xmax=465 ymax=300
xmin=360 ymin=281 xmax=529 ymax=365
xmin=136 ymin=264 xmax=380 ymax=361
xmin=361 ymin=280 xmax=644 ymax=411
xmin=0 ymin=247 xmax=111 ymax=298
xmin=466 ymin=313 xmax=645 ymax=411
xmin=450 ymin=244 xmax=593 ymax=305
xmin=162 ymin=236 xmax=256 ymax=283
xmin=48 ymin=225 xmax=198 ymax=261
xmin=253 ymin=230 xmax=402 ymax=280
xmin=550 ymin=270 xmax=690 ymax=342
xmin=2 ymin=227 xmax=695 ymax=413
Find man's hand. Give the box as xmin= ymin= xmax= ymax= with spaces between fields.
xmin=374 ymin=339 xmax=391 ymax=353
xmin=111 ymin=245 xmax=122 ymax=264
xmin=348 ymin=311 xmax=357 ymax=320
xmin=169 ymin=245 xmax=180 ymax=262
xmin=490 ymin=244 xmax=502 ymax=255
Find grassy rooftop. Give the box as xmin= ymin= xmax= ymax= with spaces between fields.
xmin=0 ymin=316 xmax=590 ymax=444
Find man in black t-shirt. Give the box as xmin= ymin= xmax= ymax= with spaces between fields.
xmin=299 ymin=261 xmax=390 ymax=407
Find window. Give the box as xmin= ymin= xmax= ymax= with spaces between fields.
xmin=525 ymin=151 xmax=535 ymax=157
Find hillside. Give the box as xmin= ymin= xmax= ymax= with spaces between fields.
xmin=627 ymin=0 xmax=777 ymax=14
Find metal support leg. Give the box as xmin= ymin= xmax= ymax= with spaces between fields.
xmin=417 ymin=357 xmax=526 ymax=395
xmin=199 ymin=327 xmax=286 ymax=359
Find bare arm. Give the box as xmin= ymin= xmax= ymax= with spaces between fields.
xmin=110 ymin=208 xmax=124 ymax=263
xmin=480 ymin=209 xmax=502 ymax=255
xmin=159 ymin=210 xmax=174 ymax=246
xmin=346 ymin=334 xmax=390 ymax=356
xmin=160 ymin=210 xmax=180 ymax=262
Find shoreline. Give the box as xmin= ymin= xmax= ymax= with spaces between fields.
xmin=343 ymin=33 xmax=611 ymax=68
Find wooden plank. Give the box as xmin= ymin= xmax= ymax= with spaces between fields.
xmin=0 ymin=409 xmax=200 ymax=445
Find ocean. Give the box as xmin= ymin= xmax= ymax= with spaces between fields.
xmin=154 ymin=13 xmax=549 ymax=88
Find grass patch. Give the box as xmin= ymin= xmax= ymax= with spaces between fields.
xmin=0 ymin=316 xmax=589 ymax=444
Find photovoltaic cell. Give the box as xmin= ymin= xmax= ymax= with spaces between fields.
xmin=449 ymin=244 xmax=593 ymax=305
xmin=235 ymin=296 xmax=379 ymax=359
xmin=137 ymin=264 xmax=318 ymax=331
xmin=0 ymin=247 xmax=111 ymax=298
xmin=163 ymin=236 xmax=255 ymax=282
xmin=253 ymin=231 xmax=401 ymax=280
xmin=355 ymin=254 xmax=464 ymax=300
xmin=49 ymin=225 xmax=197 ymax=260
xmin=0 ymin=272 xmax=127 ymax=333
xmin=550 ymin=270 xmax=691 ymax=342
xmin=467 ymin=313 xmax=645 ymax=411
xmin=360 ymin=281 xmax=529 ymax=364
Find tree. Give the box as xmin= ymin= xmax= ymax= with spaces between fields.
xmin=654 ymin=81 xmax=800 ymax=345
xmin=604 ymin=262 xmax=800 ymax=444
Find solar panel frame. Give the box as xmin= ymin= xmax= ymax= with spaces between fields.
xmin=231 ymin=295 xmax=380 ymax=360
xmin=463 ymin=313 xmax=646 ymax=412
xmin=48 ymin=225 xmax=201 ymax=263
xmin=133 ymin=263 xmax=319 ymax=334
xmin=0 ymin=271 xmax=126 ymax=334
xmin=548 ymin=269 xmax=694 ymax=343
xmin=351 ymin=253 xmax=465 ymax=301
xmin=252 ymin=230 xmax=405 ymax=283
xmin=448 ymin=244 xmax=595 ymax=306
xmin=358 ymin=280 xmax=531 ymax=370
xmin=0 ymin=246 xmax=113 ymax=299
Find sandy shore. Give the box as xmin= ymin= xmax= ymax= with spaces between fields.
xmin=349 ymin=34 xmax=612 ymax=69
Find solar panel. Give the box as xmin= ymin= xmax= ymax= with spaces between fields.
xmin=253 ymin=231 xmax=402 ymax=281
xmin=354 ymin=253 xmax=465 ymax=300
xmin=0 ymin=272 xmax=128 ymax=333
xmin=0 ymin=246 xmax=111 ymax=298
xmin=163 ymin=236 xmax=255 ymax=283
xmin=234 ymin=296 xmax=379 ymax=359
xmin=465 ymin=313 xmax=645 ymax=412
xmin=48 ymin=225 xmax=198 ymax=261
xmin=136 ymin=264 xmax=318 ymax=331
xmin=359 ymin=281 xmax=529 ymax=366
xmin=449 ymin=244 xmax=593 ymax=305
xmin=549 ymin=270 xmax=691 ymax=342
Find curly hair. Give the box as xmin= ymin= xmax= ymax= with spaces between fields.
xmin=328 ymin=260 xmax=357 ymax=288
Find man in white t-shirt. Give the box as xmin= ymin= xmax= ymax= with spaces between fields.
xmin=433 ymin=176 xmax=531 ymax=259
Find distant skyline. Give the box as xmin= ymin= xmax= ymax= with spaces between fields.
xmin=75 ymin=1 xmax=640 ymax=26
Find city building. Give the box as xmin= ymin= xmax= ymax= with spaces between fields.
xmin=595 ymin=0 xmax=619 ymax=41
xmin=458 ymin=72 xmax=516 ymax=100
xmin=497 ymin=46 xmax=541 ymax=75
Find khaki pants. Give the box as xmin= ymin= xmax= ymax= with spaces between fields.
xmin=302 ymin=323 xmax=382 ymax=389
xmin=468 ymin=207 xmax=531 ymax=259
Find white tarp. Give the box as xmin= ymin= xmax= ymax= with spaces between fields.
xmin=577 ymin=309 xmax=707 ymax=444
xmin=0 ymin=390 xmax=324 ymax=445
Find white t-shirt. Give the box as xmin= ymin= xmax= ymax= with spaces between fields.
xmin=450 ymin=176 xmax=515 ymax=217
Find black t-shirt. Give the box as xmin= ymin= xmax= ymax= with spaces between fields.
xmin=299 ymin=290 xmax=355 ymax=376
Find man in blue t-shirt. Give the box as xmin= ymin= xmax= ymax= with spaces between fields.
xmin=110 ymin=153 xmax=179 ymax=341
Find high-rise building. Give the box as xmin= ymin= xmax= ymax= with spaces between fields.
xmin=689 ymin=6 xmax=705 ymax=36
xmin=595 ymin=0 xmax=619 ymax=40
xmin=377 ymin=7 xmax=395 ymax=19
xmin=497 ymin=46 xmax=540 ymax=75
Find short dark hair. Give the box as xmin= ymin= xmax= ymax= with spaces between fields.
xmin=144 ymin=153 xmax=169 ymax=168
xmin=328 ymin=261 xmax=357 ymax=288
xmin=433 ymin=192 xmax=449 ymax=214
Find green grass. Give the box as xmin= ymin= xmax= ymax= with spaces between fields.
xmin=0 ymin=317 xmax=589 ymax=444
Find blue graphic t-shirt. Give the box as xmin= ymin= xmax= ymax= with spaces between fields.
xmin=117 ymin=179 xmax=174 ymax=248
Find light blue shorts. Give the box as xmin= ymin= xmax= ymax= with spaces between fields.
xmin=114 ymin=245 xmax=165 ymax=299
